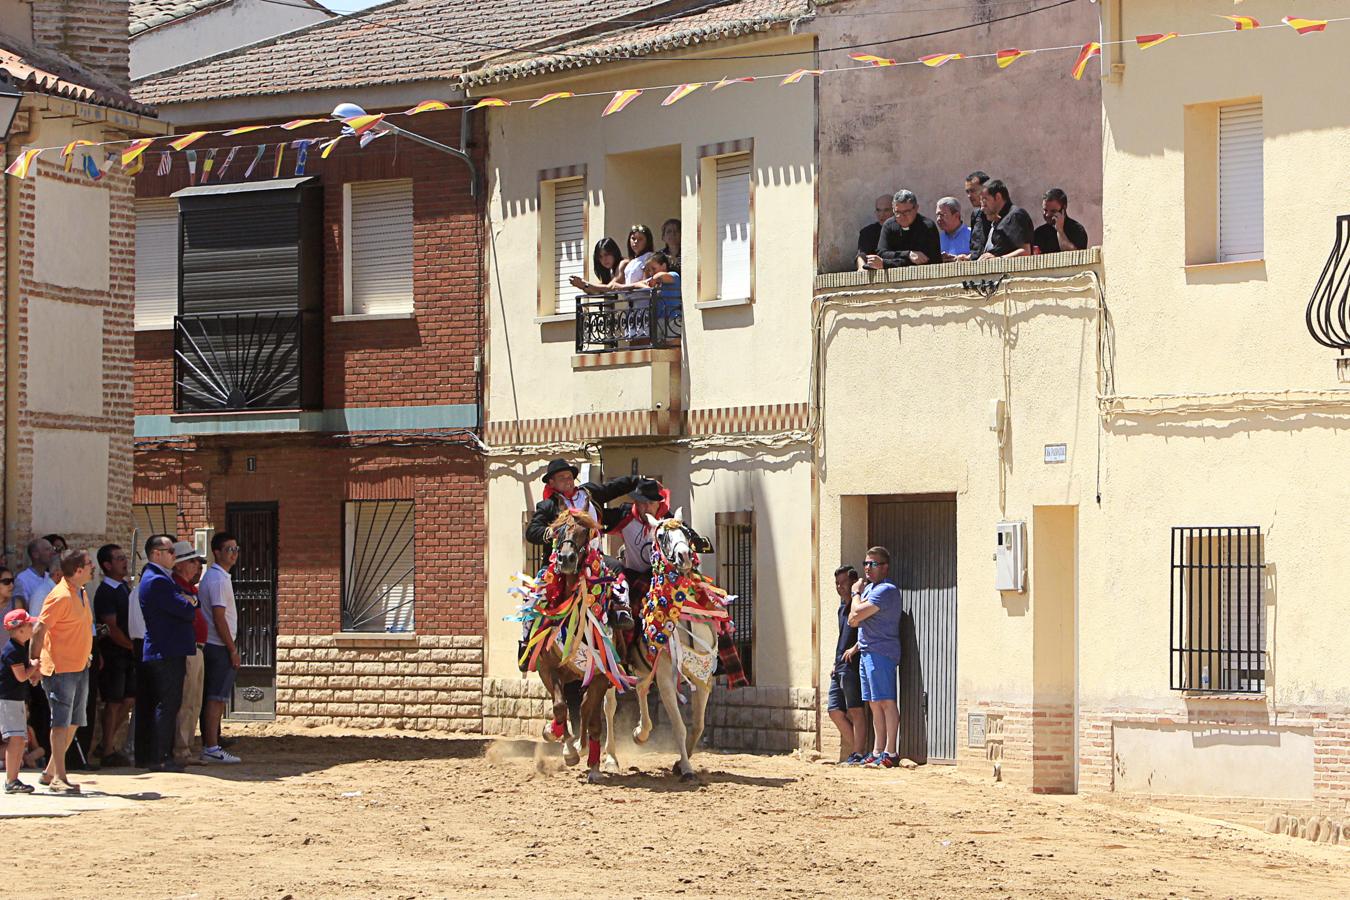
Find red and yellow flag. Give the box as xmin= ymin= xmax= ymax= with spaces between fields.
xmin=996 ymin=48 xmax=1031 ymax=68
xmin=280 ymin=118 xmax=324 ymax=130
xmin=168 ymin=131 xmax=207 ymax=151
xmin=1071 ymin=42 xmax=1101 ymax=81
xmin=1135 ymin=32 xmax=1178 ymax=50
xmin=602 ymin=89 xmax=642 ymax=116
xmin=224 ymin=125 xmax=267 ymax=136
xmin=849 ymin=52 xmax=896 ymax=67
xmin=529 ymin=91 xmax=574 ymax=108
xmin=471 ymin=97 xmax=509 ymax=109
xmin=61 ymin=139 xmax=96 ymax=170
xmin=919 ymin=53 xmax=964 ymax=68
xmin=5 ymin=148 xmax=41 ymax=179
xmin=661 ymin=83 xmax=704 ymax=106
xmin=405 ymin=100 xmax=449 ymax=115
xmin=1220 ymin=15 xmax=1260 ymax=30
xmin=342 ymin=113 xmax=385 ymax=134
xmin=120 ymin=137 xmax=155 ymax=168
xmin=1283 ymin=16 xmax=1327 ymax=34
xmin=781 ymin=69 xmax=823 ymax=85
xmin=320 ymin=136 xmax=345 ymax=159
xmin=713 ymin=76 xmax=755 ymax=90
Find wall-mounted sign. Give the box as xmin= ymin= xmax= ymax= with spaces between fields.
xmin=1044 ymin=443 xmax=1068 ymax=464
xmin=968 ymin=712 xmax=987 ymax=748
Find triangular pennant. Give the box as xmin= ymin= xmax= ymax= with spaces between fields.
xmin=156 ymin=151 xmax=172 ymax=176
xmin=405 ymin=100 xmax=450 ymax=115
xmin=1220 ymin=15 xmax=1260 ymax=31
xmin=781 ymin=69 xmax=823 ymax=85
xmin=62 ymin=139 xmax=95 ymax=172
xmin=342 ymin=113 xmax=386 ymax=135
xmin=169 ymin=131 xmax=207 ymax=151
xmin=1135 ymin=32 xmax=1178 ymax=50
xmin=661 ymin=83 xmax=704 ymax=106
xmin=601 ymin=89 xmax=642 ymax=116
xmin=200 ymin=148 xmax=217 ymax=185
xmin=471 ymin=97 xmax=509 ymax=109
xmin=280 ymin=118 xmax=324 ymax=131
xmin=124 ymin=154 xmax=144 ymax=177
xmin=185 ymin=149 xmax=197 ymax=178
xmin=291 ymin=139 xmax=315 ymax=176
xmin=5 ymin=148 xmax=41 ymax=179
xmin=848 ymin=53 xmax=896 ymax=67
xmin=359 ymin=129 xmax=386 ymax=149
xmin=1071 ymin=42 xmax=1101 ymax=81
xmin=272 ymin=143 xmax=285 ymax=178
xmin=320 ymin=135 xmax=345 ymax=159
xmin=224 ymin=125 xmax=268 ymax=137
xmin=996 ymin=48 xmax=1031 ymax=68
xmin=1283 ymin=16 xmax=1327 ymax=35
xmin=216 ymin=146 xmax=239 ymax=181
xmin=713 ymin=76 xmax=755 ymax=90
xmin=530 ymin=91 xmax=574 ymax=109
xmin=83 ymin=153 xmax=104 ymax=181
xmin=919 ymin=53 xmax=965 ymax=68
xmin=121 ymin=137 xmax=155 ymax=168
xmin=243 ymin=144 xmax=266 ymax=179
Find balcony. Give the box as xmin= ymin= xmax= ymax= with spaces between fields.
xmin=574 ymin=289 xmax=683 ymax=354
xmin=174 ymin=310 xmax=322 ymax=413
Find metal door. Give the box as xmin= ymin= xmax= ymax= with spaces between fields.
xmin=226 ymin=503 xmax=278 ymax=719
xmin=868 ymin=495 xmax=958 ymax=763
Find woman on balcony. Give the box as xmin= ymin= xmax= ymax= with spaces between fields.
xmin=659 ymin=218 xmax=681 ymax=272
xmin=570 ymin=224 xmax=655 ymax=294
xmin=590 ymin=237 xmax=624 ymax=285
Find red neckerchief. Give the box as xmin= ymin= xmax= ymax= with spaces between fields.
xmin=542 ymin=484 xmax=583 ymax=503
xmin=608 ymin=487 xmax=671 ymax=534
xmin=172 ymin=573 xmax=198 ymax=595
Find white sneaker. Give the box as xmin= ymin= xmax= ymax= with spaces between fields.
xmin=200 ymin=747 xmax=241 ymax=764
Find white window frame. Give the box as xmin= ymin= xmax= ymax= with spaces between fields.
xmin=1217 ymin=101 xmax=1263 ymax=263
xmin=342 ymin=178 xmax=415 ymax=318
xmin=134 ymin=198 xmax=179 ymax=331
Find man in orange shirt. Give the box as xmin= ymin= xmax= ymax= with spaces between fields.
xmin=28 ymin=548 xmax=94 ymax=794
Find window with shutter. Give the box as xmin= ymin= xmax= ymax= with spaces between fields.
xmin=342 ymin=499 xmax=415 ymax=633
xmin=134 ymin=198 xmax=179 ymax=330
xmin=345 ymin=179 xmax=414 ymax=316
xmin=1218 ymin=102 xmax=1263 ymax=263
xmin=715 ymin=154 xmax=752 ymax=301
xmin=716 ymin=511 xmax=755 ymax=684
xmin=551 ymin=178 xmax=586 ymax=315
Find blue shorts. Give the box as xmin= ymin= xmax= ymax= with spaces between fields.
xmin=43 ymin=669 xmax=89 ymax=729
xmin=859 ymin=651 xmax=898 ymax=704
xmin=827 ymin=666 xmax=863 ymax=711
xmin=202 ymin=643 xmax=238 ymax=703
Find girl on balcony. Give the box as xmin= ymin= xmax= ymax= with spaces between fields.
xmin=570 ymin=224 xmax=655 ymax=294
xmin=590 ymin=237 xmax=624 ymax=285
xmin=660 ymin=218 xmax=681 ymax=272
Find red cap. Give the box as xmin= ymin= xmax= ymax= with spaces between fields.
xmin=3 ymin=608 xmax=35 ymax=630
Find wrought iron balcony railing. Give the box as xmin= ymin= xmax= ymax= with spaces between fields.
xmin=574 ymin=288 xmax=683 ymax=354
xmin=174 ymin=310 xmax=322 ymax=413
xmin=1308 ymin=214 xmax=1350 ymax=352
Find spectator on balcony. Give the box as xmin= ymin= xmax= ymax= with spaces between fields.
xmin=978 ymin=180 xmax=1035 ymax=260
xmin=856 ymin=194 xmax=892 ymax=270
xmin=590 ymin=237 xmax=624 ymax=285
xmin=571 ymin=225 xmax=655 ymax=294
xmin=659 ymin=218 xmax=682 ymax=271
xmin=862 ymin=190 xmax=941 ymax=270
xmin=954 ymin=171 xmax=991 ymax=261
xmin=631 ymin=252 xmax=682 ymax=344
xmin=1033 ymin=188 xmax=1089 ymax=255
xmin=935 ymin=197 xmax=972 ymax=262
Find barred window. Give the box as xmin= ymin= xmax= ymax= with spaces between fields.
xmin=523 ymin=511 xmax=549 ymax=576
xmin=342 ymin=500 xmax=415 ymax=633
xmin=1170 ymin=526 xmax=1266 ymax=693
xmin=716 ymin=511 xmax=755 ymax=684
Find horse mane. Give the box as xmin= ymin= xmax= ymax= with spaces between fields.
xmin=550 ymin=507 xmax=600 ymax=534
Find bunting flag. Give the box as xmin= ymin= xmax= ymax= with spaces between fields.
xmin=996 ymin=48 xmax=1031 ymax=68
xmin=405 ymin=100 xmax=449 ymax=115
xmin=713 ymin=75 xmax=755 ymax=90
xmin=121 ymin=137 xmax=155 ymax=168
xmin=781 ymin=69 xmax=822 ymax=85
xmin=849 ymin=52 xmax=896 ymax=67
xmin=243 ymin=144 xmax=266 ymax=178
xmin=83 ymin=153 xmax=104 ymax=182
xmin=320 ymin=135 xmax=344 ymax=159
xmin=292 ymin=139 xmax=315 ymax=176
xmin=124 ymin=154 xmax=145 ymax=177
xmin=1072 ymin=41 xmax=1101 ymax=80
xmin=1283 ymin=16 xmax=1327 ymax=34
xmin=359 ymin=130 xmax=386 ymax=149
xmin=1221 ymin=15 xmax=1261 ymax=30
xmin=62 ymin=139 xmax=96 ymax=172
xmin=200 ymin=148 xmax=217 ymax=185
xmin=5 ymin=148 xmax=40 ymax=178
xmin=661 ymin=83 xmax=704 ymax=106
xmin=602 ymin=89 xmax=642 ymax=116
xmin=471 ymin=97 xmax=509 ymax=109
xmin=919 ymin=53 xmax=965 ymax=67
xmin=272 ymin=143 xmax=285 ymax=178
xmin=342 ymin=113 xmax=385 ymax=135
xmin=216 ymin=146 xmax=239 ymax=181
xmin=156 ymin=151 xmax=172 ymax=177
xmin=280 ymin=118 xmax=324 ymax=131
xmin=169 ymin=131 xmax=206 ymax=151
xmin=224 ymin=125 xmax=268 ymax=136
xmin=185 ymin=149 xmax=197 ymax=179
xmin=529 ymin=91 xmax=574 ymax=108
xmin=1135 ymin=32 xmax=1178 ymax=50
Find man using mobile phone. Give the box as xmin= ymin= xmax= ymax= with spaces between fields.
xmin=1033 ymin=188 xmax=1089 ymax=254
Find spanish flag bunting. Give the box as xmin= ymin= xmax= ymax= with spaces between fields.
xmin=919 ymin=53 xmax=964 ymax=68
xmin=661 ymin=83 xmax=704 ymax=106
xmin=320 ymin=135 xmax=344 ymax=159
xmin=1071 ymin=41 xmax=1101 ymax=81
xmin=1283 ymin=16 xmax=1327 ymax=35
xmin=280 ymin=118 xmax=324 ymax=130
xmin=781 ymin=69 xmax=822 ymax=85
xmin=272 ymin=142 xmax=285 ymax=178
xmin=5 ymin=148 xmax=41 ymax=178
xmin=61 ymin=139 xmax=95 ymax=171
xmin=1220 ymin=15 xmax=1260 ymax=31
xmin=121 ymin=137 xmax=155 ymax=168
xmin=601 ymin=89 xmax=642 ymax=116
xmin=224 ymin=125 xmax=267 ymax=136
xmin=471 ymin=97 xmax=509 ymax=110
xmin=124 ymin=154 xmax=145 ymax=177
xmin=529 ymin=91 xmax=573 ymax=109
xmin=849 ymin=52 xmax=896 ymax=67
xmin=996 ymin=48 xmax=1031 ymax=68
xmin=1135 ymin=32 xmax=1177 ymax=50
xmin=405 ymin=100 xmax=449 ymax=115
xmin=342 ymin=113 xmax=385 ymax=135
xmin=169 ymin=131 xmax=207 ymax=151
xmin=712 ymin=75 xmax=755 ymax=90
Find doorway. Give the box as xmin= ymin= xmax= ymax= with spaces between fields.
xmin=226 ymin=502 xmax=278 ymax=720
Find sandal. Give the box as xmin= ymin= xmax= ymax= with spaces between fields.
xmin=46 ymin=780 xmax=80 ymax=795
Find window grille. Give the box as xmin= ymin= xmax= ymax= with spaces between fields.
xmin=1169 ymin=526 xmax=1266 ymax=693
xmin=342 ymin=500 xmax=415 ymax=633
xmin=524 ymin=511 xmax=549 ymax=576
xmin=716 ymin=512 xmax=755 ymax=684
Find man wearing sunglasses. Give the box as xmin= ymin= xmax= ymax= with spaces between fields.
xmin=847 ymin=546 xmax=902 ymax=769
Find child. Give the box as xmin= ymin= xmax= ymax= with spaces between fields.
xmin=635 ymin=251 xmax=682 ymax=343
xmin=2 ymin=608 xmax=42 ymax=793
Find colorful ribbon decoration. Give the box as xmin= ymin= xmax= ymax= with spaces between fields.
xmin=996 ymin=48 xmax=1031 ymax=68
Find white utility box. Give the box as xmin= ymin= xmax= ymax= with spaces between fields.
xmin=995 ymin=520 xmax=1026 ymax=592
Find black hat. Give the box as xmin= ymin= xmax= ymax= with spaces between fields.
xmin=629 ymin=478 xmax=664 ymax=504
xmin=541 ymin=458 xmax=580 ymax=484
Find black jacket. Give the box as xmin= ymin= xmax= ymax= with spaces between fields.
xmin=875 ymin=214 xmax=942 ymax=268
xmin=525 ymin=475 xmax=640 ymax=546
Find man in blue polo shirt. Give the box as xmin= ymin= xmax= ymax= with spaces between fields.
xmin=848 ymin=546 xmax=902 ymax=769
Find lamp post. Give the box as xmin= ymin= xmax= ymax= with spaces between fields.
xmin=331 ymin=101 xmax=478 ymax=198
xmin=0 ymin=76 xmax=25 ymax=140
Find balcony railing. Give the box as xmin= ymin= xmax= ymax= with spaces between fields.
xmin=174 ymin=310 xmax=321 ymax=413
xmin=574 ymin=289 xmax=683 ymax=354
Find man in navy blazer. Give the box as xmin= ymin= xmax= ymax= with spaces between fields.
xmin=139 ymin=535 xmax=200 ymax=772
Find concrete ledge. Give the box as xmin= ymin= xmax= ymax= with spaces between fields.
xmin=328 ymin=632 xmax=420 ymax=647
xmin=814 ymin=248 xmax=1101 ymax=292
xmin=571 ymin=347 xmax=682 ymax=370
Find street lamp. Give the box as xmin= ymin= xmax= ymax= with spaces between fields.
xmin=332 ymin=101 xmax=478 ymax=198
xmin=0 ymin=75 xmax=25 ymax=139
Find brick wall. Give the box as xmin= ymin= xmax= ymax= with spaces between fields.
xmin=31 ymin=0 xmax=130 ymax=90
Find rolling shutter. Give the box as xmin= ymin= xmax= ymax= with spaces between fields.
xmin=348 ymin=179 xmax=414 ymax=315
xmin=553 ymin=179 xmax=585 ymax=315
xmin=134 ymin=198 xmax=179 ymax=330
xmin=715 ymin=153 xmax=752 ymax=301
xmin=1218 ymin=102 xmax=1263 ymax=263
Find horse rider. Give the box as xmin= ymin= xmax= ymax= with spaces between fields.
xmin=602 ymin=478 xmax=671 ymax=619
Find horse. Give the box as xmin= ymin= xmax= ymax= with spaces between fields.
xmin=514 ymin=508 xmax=632 ymax=784
xmin=603 ymin=511 xmax=733 ymax=782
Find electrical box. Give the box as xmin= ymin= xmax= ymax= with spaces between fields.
xmin=988 ymin=398 xmax=1006 ymax=432
xmin=995 ymin=520 xmax=1026 ymax=592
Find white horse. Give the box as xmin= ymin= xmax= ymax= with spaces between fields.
xmin=603 ymin=511 xmax=726 ymax=782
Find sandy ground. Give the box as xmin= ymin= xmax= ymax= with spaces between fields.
xmin=9 ymin=721 xmax=1350 ymax=899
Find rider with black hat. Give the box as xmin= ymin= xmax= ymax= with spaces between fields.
xmin=602 ymin=478 xmax=671 ymax=614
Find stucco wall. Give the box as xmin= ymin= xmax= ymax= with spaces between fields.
xmin=130 ymin=0 xmax=331 ymax=79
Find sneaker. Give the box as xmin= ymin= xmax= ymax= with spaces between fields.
xmin=837 ymin=752 xmax=866 ymax=767
xmin=858 ymin=751 xmax=882 ymax=767
xmin=4 ymin=780 xmax=34 ymax=794
xmin=865 ymin=753 xmax=898 ymax=770
xmin=200 ymin=747 xmax=241 ymax=765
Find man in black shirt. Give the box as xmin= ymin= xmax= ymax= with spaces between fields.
xmin=862 ymin=190 xmax=942 ymax=269
xmin=93 ymin=544 xmax=135 ymax=767
xmin=829 ymin=566 xmax=866 ymax=764
xmin=1033 ymin=187 xmax=1089 ymax=255
xmin=855 ymin=194 xmax=892 ymax=269
xmin=978 ymin=179 xmax=1035 ymax=259
xmin=958 ymin=170 xmax=991 ymax=260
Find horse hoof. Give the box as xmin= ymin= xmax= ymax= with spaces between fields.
xmin=679 ymin=770 xmax=699 ymax=784
xmin=542 ymin=722 xmax=564 ymax=744
xmin=632 ymin=729 xmax=649 ymax=745
xmin=586 ymin=769 xmax=603 ymax=785
xmin=563 ymin=746 xmax=580 ymax=767
xmin=601 ymin=755 xmax=621 ymax=775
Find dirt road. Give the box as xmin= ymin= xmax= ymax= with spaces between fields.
xmin=15 ymin=723 xmax=1349 ymax=899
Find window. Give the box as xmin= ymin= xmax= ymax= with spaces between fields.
xmin=716 ymin=511 xmax=755 ymax=683
xmin=523 ymin=511 xmax=548 ymax=576
xmin=134 ymin=198 xmax=178 ymax=330
xmin=131 ymin=503 xmax=177 ymax=570
xmin=1218 ymin=102 xmax=1263 ymax=262
xmin=538 ymin=176 xmax=586 ymax=316
xmin=1169 ymin=526 xmax=1266 ymax=693
xmin=344 ymin=179 xmax=414 ymax=316
xmin=342 ymin=500 xmax=415 ymax=633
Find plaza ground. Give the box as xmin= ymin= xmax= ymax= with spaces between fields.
xmin=7 ymin=721 xmax=1349 ymax=899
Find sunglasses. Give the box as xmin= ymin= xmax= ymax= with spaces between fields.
xmin=862 ymin=560 xmax=884 ymax=568
xmin=0 ymin=577 xmax=13 ymax=585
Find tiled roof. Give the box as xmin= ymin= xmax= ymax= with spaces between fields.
xmin=461 ymin=0 xmax=814 ymax=87
xmin=130 ymin=0 xmax=230 ymax=35
xmin=0 ymin=35 xmax=154 ymax=114
xmin=133 ymin=0 xmax=649 ymax=106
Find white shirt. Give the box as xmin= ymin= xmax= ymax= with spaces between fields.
xmin=198 ymin=563 xmax=237 ymax=646
xmin=12 ymin=567 xmax=45 ymax=611
xmin=28 ymin=575 xmax=56 ymax=620
xmin=622 ymin=252 xmax=653 ymax=284
xmin=619 ymin=515 xmax=655 ymax=574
